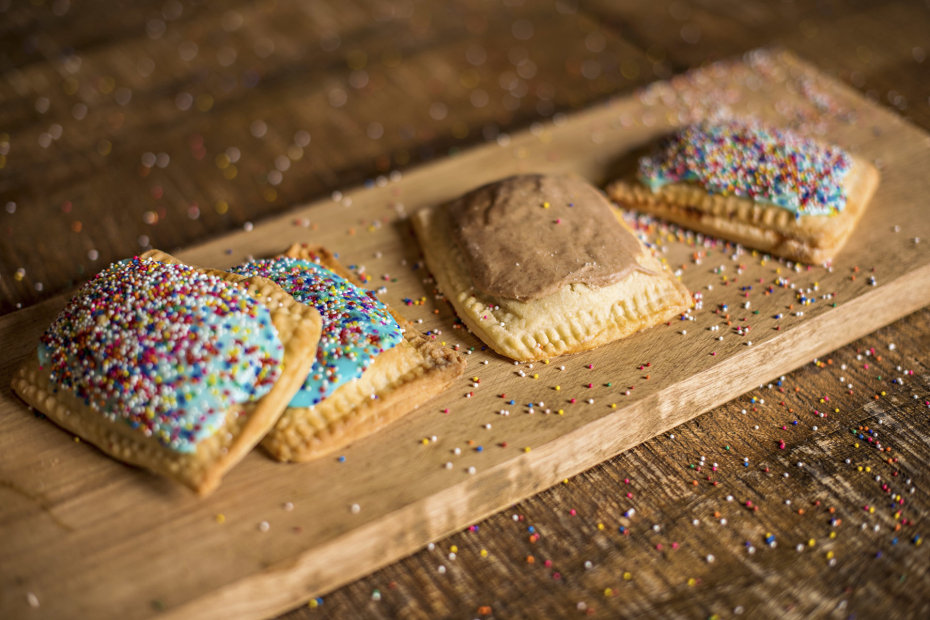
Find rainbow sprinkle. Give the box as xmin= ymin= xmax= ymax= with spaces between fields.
xmin=638 ymin=120 xmax=852 ymax=216
xmin=38 ymin=257 xmax=284 ymax=452
xmin=230 ymin=258 xmax=403 ymax=407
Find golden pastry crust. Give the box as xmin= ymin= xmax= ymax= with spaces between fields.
xmin=607 ymin=156 xmax=880 ymax=264
xmin=412 ymin=202 xmax=692 ymax=362
xmin=10 ymin=250 xmax=322 ymax=495
xmin=259 ymin=244 xmax=467 ymax=463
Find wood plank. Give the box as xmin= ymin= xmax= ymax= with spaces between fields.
xmin=287 ymin=298 xmax=929 ymax=619
xmin=2 ymin=50 xmax=930 ymax=619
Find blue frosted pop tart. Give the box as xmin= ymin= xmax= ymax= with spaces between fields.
xmin=607 ymin=120 xmax=879 ymax=263
xmin=11 ymin=250 xmax=321 ymax=494
xmin=230 ymin=244 xmax=465 ymax=462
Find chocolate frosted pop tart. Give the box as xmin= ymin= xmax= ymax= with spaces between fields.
xmin=606 ymin=120 xmax=880 ymax=263
xmin=230 ymin=245 xmax=465 ymax=463
xmin=412 ymin=173 xmax=692 ymax=361
xmin=11 ymin=250 xmax=322 ymax=495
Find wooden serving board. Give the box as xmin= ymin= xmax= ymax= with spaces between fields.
xmin=2 ymin=50 xmax=930 ymax=619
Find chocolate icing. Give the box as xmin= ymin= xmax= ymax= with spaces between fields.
xmin=448 ymin=174 xmax=648 ymax=301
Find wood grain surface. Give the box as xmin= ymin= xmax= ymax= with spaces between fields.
xmin=1 ymin=1 xmax=929 ymax=619
xmin=2 ymin=49 xmax=930 ymax=619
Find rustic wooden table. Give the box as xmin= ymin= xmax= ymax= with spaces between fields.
xmin=2 ymin=1 xmax=928 ymax=618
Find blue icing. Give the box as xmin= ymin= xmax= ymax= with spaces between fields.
xmin=638 ymin=121 xmax=852 ymax=216
xmin=230 ymin=257 xmax=404 ymax=408
xmin=38 ymin=257 xmax=284 ymax=453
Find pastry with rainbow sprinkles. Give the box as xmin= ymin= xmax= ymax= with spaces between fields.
xmin=412 ymin=174 xmax=692 ymax=362
xmin=11 ymin=250 xmax=322 ymax=495
xmin=231 ymin=244 xmax=465 ymax=463
xmin=607 ymin=120 xmax=880 ymax=263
